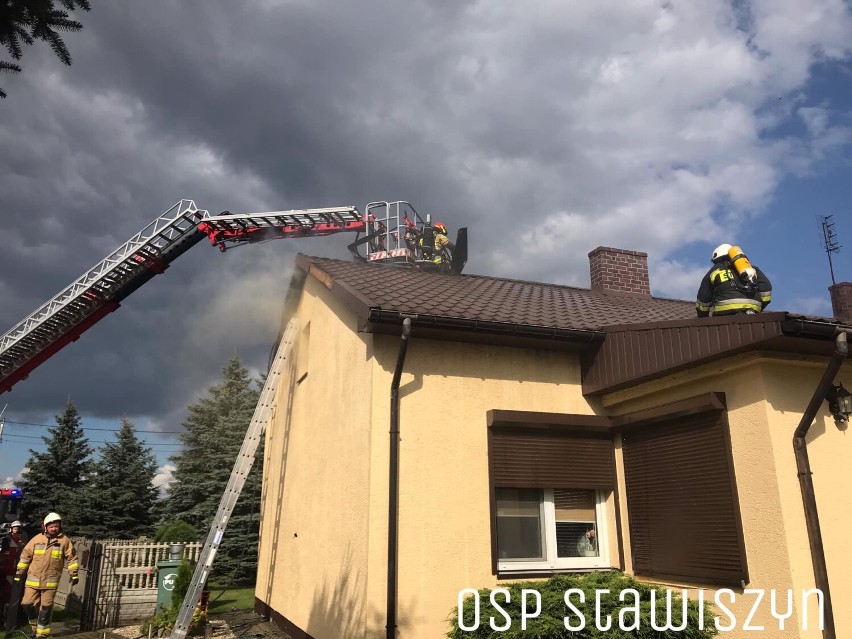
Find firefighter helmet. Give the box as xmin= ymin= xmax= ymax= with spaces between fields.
xmin=712 ymin=243 xmax=732 ymax=263
xmin=10 ymin=520 xmax=22 ymax=529
xmin=43 ymin=512 xmax=62 ymax=528
xmin=434 ymin=223 xmax=447 ymax=235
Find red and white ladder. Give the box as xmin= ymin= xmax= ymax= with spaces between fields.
xmin=0 ymin=200 xmax=206 ymax=394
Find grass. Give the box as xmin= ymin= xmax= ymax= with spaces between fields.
xmin=205 ymin=585 xmax=255 ymax=614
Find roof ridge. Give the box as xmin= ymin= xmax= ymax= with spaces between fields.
xmin=304 ymin=254 xmax=694 ymax=304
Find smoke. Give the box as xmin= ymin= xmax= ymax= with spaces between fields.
xmin=153 ymin=464 xmax=176 ymax=495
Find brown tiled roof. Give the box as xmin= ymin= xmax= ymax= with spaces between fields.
xmin=296 ymin=255 xmax=850 ymax=394
xmin=298 ymin=255 xmax=695 ymax=332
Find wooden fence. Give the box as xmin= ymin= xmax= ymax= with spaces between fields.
xmin=62 ymin=539 xmax=202 ymax=630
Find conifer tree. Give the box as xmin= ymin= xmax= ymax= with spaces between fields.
xmin=76 ymin=419 xmax=159 ymax=539
xmin=162 ymin=357 xmax=263 ymax=583
xmin=0 ymin=0 xmax=91 ymax=98
xmin=20 ymin=400 xmax=93 ymax=535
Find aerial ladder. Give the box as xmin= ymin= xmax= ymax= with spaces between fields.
xmin=0 ymin=197 xmax=467 ymax=636
xmin=0 ymin=199 xmax=467 ymax=395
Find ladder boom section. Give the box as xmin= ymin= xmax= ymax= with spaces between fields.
xmin=0 ymin=200 xmax=207 ymax=394
xmin=170 ymin=318 xmax=299 ymax=639
xmin=198 ymin=206 xmax=365 ymax=252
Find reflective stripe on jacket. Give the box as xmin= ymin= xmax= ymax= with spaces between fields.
xmin=696 ymin=262 xmax=772 ymax=316
xmin=432 ymin=233 xmax=451 ymax=264
xmin=16 ymin=532 xmax=78 ymax=590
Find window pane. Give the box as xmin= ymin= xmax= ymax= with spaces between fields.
xmin=496 ymin=488 xmax=544 ymax=560
xmin=554 ymin=489 xmax=598 ymax=558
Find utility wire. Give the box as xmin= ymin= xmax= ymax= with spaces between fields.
xmin=0 ymin=433 xmax=184 ymax=447
xmin=4 ymin=418 xmax=183 ymax=434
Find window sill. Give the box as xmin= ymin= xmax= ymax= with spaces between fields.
xmin=497 ymin=566 xmax=616 ymax=580
xmin=632 ymin=570 xmax=748 ymax=590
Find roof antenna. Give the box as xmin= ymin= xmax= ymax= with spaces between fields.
xmin=819 ymin=215 xmax=842 ymax=286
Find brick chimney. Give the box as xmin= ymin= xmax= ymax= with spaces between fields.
xmin=829 ymin=282 xmax=852 ymax=323
xmin=588 ymin=246 xmax=651 ymax=295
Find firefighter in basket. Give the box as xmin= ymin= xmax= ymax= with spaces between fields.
xmin=418 ymin=222 xmax=455 ymax=270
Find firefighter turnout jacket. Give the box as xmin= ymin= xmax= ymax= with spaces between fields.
xmin=16 ymin=533 xmax=78 ymax=590
xmin=696 ymin=260 xmax=772 ymax=317
xmin=433 ymin=231 xmax=452 ymax=263
xmin=418 ymin=227 xmax=454 ymax=264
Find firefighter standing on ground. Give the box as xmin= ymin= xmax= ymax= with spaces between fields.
xmin=15 ymin=513 xmax=78 ymax=637
xmin=4 ymin=520 xmax=29 ymax=634
xmin=696 ymin=243 xmax=772 ymax=317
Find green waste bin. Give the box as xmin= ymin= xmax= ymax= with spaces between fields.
xmin=156 ymin=558 xmax=182 ymax=610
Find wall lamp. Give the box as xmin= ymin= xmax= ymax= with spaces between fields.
xmin=826 ymin=382 xmax=852 ymax=423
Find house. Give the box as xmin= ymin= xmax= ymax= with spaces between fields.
xmin=254 ymin=247 xmax=852 ymax=639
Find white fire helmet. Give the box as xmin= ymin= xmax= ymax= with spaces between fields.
xmin=712 ymin=243 xmax=733 ymax=262
xmin=43 ymin=512 xmax=62 ymax=528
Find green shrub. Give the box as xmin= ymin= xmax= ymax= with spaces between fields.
xmin=140 ymin=606 xmax=177 ymax=637
xmin=448 ymin=572 xmax=718 ymax=638
xmin=173 ymin=558 xmax=193 ymax=605
xmin=154 ymin=520 xmax=198 ymax=543
xmin=140 ymin=559 xmax=207 ymax=636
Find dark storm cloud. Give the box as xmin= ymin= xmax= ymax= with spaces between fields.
xmin=65 ymin=2 xmax=477 ymax=209
xmin=0 ymin=1 xmax=483 ymax=425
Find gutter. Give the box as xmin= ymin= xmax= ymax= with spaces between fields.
xmin=387 ymin=317 xmax=411 ymax=639
xmin=781 ymin=317 xmax=841 ymax=339
xmin=792 ymin=330 xmax=848 ymax=639
xmin=368 ymin=309 xmax=603 ymax=343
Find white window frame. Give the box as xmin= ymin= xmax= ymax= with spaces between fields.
xmin=497 ymin=489 xmax=610 ymax=573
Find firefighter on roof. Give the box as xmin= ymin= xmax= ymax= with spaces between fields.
xmin=696 ymin=243 xmax=772 ymax=317
xmin=15 ymin=513 xmax=78 ymax=637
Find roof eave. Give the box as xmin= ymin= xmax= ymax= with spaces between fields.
xmin=367 ymin=308 xmax=605 ymax=344
xmin=584 ymin=313 xmax=852 ymax=397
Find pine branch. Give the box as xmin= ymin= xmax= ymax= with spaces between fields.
xmin=0 ymin=58 xmax=21 ymax=94
xmin=1 ymin=1 xmax=85 ymax=70
xmin=16 ymin=23 xmax=35 ymax=46
xmin=46 ymin=27 xmax=72 ymax=64
xmin=0 ymin=60 xmax=22 ymax=73
xmin=57 ymin=0 xmax=91 ymax=11
xmin=46 ymin=15 xmax=83 ymax=32
xmin=2 ymin=23 xmax=34 ymax=60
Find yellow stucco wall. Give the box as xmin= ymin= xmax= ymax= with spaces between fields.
xmin=258 ymin=272 xmax=852 ymax=638
xmin=762 ymin=360 xmax=852 ymax=639
xmin=258 ymin=272 xmax=618 ymax=638
xmin=607 ymin=354 xmax=852 ymax=638
xmin=256 ymin=274 xmax=376 ymax=638
xmin=363 ymin=333 xmax=607 ymax=638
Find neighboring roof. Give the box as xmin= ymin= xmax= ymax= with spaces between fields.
xmin=296 ymin=255 xmax=695 ymax=334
